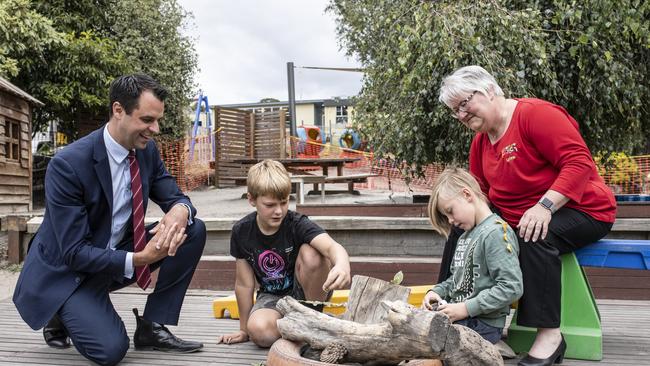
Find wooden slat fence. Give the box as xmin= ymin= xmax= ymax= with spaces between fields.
xmin=214 ymin=107 xmax=286 ymax=187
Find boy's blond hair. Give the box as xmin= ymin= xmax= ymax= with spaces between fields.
xmin=428 ymin=167 xmax=487 ymax=237
xmin=247 ymin=159 xmax=291 ymax=200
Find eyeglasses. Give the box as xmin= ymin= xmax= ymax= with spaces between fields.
xmin=451 ymin=91 xmax=477 ymax=118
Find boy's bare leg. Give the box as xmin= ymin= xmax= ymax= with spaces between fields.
xmin=247 ymin=309 xmax=282 ymax=348
xmin=296 ymin=244 xmax=331 ymax=301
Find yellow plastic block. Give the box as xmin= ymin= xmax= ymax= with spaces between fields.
xmin=213 ymin=285 xmax=434 ymax=319
xmin=407 ymin=285 xmax=434 ymax=307
xmin=213 ymin=295 xmax=240 ymax=319
xmin=323 ymin=289 xmax=350 ymax=315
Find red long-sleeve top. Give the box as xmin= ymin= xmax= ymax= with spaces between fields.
xmin=469 ymin=98 xmax=616 ymax=227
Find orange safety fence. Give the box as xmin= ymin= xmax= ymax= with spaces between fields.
xmin=597 ymin=153 xmax=650 ymax=195
xmin=157 ymin=133 xmax=650 ymax=197
xmin=288 ymin=137 xmax=650 ymax=196
xmin=157 ymin=133 xmax=215 ymax=192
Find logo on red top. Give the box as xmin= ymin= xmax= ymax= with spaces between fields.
xmin=501 ymin=143 xmax=519 ymax=162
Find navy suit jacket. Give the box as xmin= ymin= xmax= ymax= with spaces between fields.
xmin=13 ymin=127 xmax=196 ymax=330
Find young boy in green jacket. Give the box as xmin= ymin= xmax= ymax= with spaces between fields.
xmin=422 ymin=167 xmax=523 ymax=344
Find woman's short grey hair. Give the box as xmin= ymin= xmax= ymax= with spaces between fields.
xmin=438 ymin=65 xmax=504 ymax=108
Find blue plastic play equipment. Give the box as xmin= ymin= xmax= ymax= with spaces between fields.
xmin=575 ymin=239 xmax=650 ymax=270
xmin=189 ymin=91 xmax=214 ymax=162
xmin=615 ymin=194 xmax=650 ymax=202
xmin=296 ymin=126 xmax=324 ymax=156
xmin=339 ymin=128 xmax=361 ymax=150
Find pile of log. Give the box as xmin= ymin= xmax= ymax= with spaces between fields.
xmin=275 ymin=275 xmax=503 ymax=366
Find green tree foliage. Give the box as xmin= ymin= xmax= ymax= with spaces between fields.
xmin=328 ymin=0 xmax=649 ymax=171
xmin=109 ymin=0 xmax=198 ymax=137
xmin=0 ymin=0 xmax=62 ymax=78
xmin=1 ymin=0 xmax=198 ymax=139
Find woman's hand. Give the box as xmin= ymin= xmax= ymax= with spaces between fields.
xmin=517 ymin=204 xmax=552 ymax=242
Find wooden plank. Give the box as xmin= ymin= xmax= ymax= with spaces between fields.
xmin=216 ymin=131 xmax=247 ymax=140
xmin=612 ymin=218 xmax=650 ymax=232
xmin=296 ymin=203 xmax=429 ymax=217
xmin=0 ymin=163 xmax=29 ymax=176
xmin=0 ymin=106 xmax=29 ymax=123
xmin=216 ymin=124 xmax=248 ymax=132
xmin=0 ymin=293 xmax=649 ymax=365
xmin=325 ymin=173 xmax=379 ymax=182
xmin=0 ymin=175 xmax=30 ymax=186
xmin=0 ymin=185 xmax=30 ymax=195
xmin=0 ymin=194 xmax=30 ymax=204
xmin=0 ymin=93 xmax=30 ymax=115
xmin=216 ymin=118 xmax=249 ymax=126
xmin=0 ymin=203 xmax=30 ymax=215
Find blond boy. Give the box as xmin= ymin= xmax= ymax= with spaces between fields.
xmin=217 ymin=159 xmax=351 ymax=347
xmin=423 ymin=167 xmax=523 ymax=344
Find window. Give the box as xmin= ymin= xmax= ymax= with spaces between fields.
xmin=335 ymin=105 xmax=348 ymax=125
xmin=4 ymin=119 xmax=21 ymax=161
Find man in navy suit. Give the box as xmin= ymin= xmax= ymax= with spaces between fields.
xmin=13 ymin=74 xmax=206 ymax=365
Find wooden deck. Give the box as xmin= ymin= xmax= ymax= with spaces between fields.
xmin=0 ymin=290 xmax=648 ymax=365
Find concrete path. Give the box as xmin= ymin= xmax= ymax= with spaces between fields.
xmin=145 ymin=185 xmax=414 ymax=219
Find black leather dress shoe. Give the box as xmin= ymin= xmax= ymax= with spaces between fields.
xmin=518 ymin=334 xmax=566 ymax=366
xmin=43 ymin=314 xmax=70 ymax=349
xmin=132 ymin=308 xmax=203 ymax=353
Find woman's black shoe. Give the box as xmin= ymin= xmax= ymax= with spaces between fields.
xmin=517 ymin=334 xmax=566 ymax=366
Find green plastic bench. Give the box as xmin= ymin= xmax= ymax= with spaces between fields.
xmin=507 ymin=239 xmax=650 ymax=360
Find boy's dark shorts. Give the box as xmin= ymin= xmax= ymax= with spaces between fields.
xmin=455 ymin=317 xmax=503 ymax=344
xmin=251 ymin=280 xmax=332 ymax=314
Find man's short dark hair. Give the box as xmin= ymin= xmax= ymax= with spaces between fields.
xmin=109 ymin=73 xmax=168 ymax=117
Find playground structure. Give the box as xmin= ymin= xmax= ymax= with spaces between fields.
xmin=189 ymin=91 xmax=215 ymax=163
xmin=339 ymin=128 xmax=361 ymax=150
xmin=296 ymin=126 xmax=323 ymax=158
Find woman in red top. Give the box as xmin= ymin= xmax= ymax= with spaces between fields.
xmin=437 ymin=66 xmax=616 ymax=366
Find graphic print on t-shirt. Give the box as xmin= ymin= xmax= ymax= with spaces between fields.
xmin=452 ymin=236 xmax=480 ymax=303
xmin=230 ymin=211 xmax=327 ymax=295
xmin=258 ymin=249 xmax=285 ymax=280
xmin=256 ymin=248 xmax=292 ymax=292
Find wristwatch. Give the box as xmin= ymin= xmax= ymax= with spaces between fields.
xmin=538 ymin=197 xmax=556 ymax=214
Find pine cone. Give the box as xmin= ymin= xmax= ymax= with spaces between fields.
xmin=320 ymin=342 xmax=348 ymax=364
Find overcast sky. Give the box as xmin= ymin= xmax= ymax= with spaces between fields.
xmin=177 ymin=0 xmax=364 ymax=105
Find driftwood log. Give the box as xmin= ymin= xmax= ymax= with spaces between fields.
xmin=275 ymin=275 xmax=503 ymax=366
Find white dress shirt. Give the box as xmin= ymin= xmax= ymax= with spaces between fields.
xmin=103 ymin=125 xmax=193 ymax=279
xmin=103 ymin=126 xmax=136 ymax=278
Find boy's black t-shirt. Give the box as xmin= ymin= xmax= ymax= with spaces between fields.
xmin=230 ymin=210 xmax=326 ymax=295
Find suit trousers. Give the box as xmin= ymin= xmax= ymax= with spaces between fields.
xmin=437 ymin=208 xmax=611 ymax=329
xmin=56 ymin=219 xmax=206 ymax=366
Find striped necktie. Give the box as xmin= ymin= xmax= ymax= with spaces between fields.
xmin=128 ymin=151 xmax=151 ymax=290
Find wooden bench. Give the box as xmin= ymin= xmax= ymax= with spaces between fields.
xmin=232 ymin=175 xmax=327 ymax=204
xmin=323 ymin=173 xmax=379 ymax=194
xmin=291 ymin=175 xmax=326 ymax=204
xmin=507 ymin=239 xmax=650 ymax=361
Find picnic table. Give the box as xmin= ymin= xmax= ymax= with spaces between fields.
xmin=232 ymin=157 xmax=378 ymax=202
xmin=232 ymin=157 xmax=360 ymax=176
